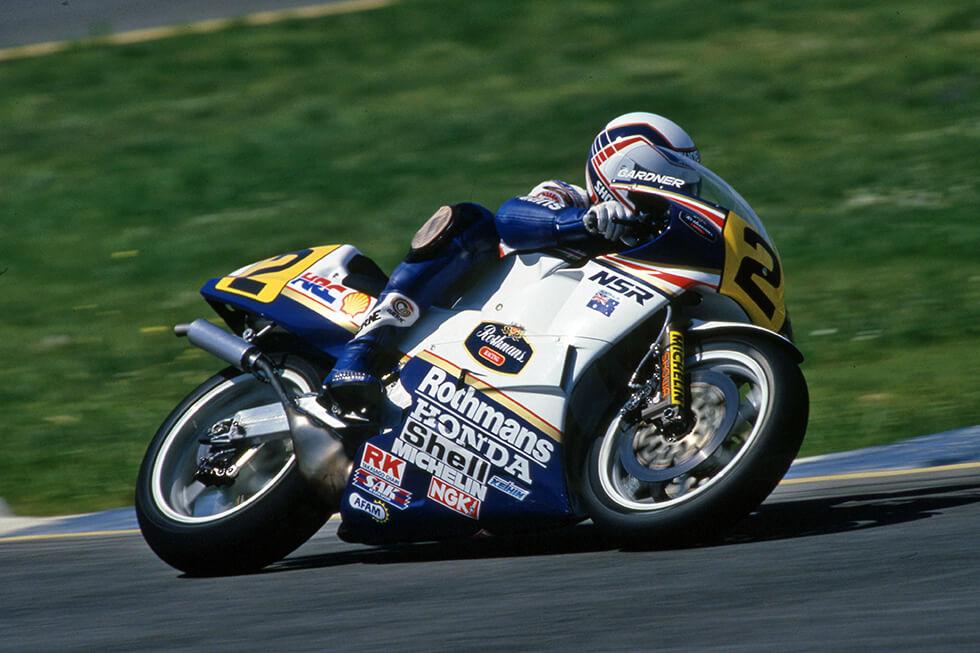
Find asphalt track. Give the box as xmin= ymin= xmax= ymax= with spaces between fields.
xmin=0 ymin=0 xmax=390 ymax=55
xmin=2 ymin=429 xmax=979 ymax=651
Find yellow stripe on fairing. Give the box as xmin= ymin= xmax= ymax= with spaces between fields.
xmin=281 ymin=286 xmax=359 ymax=333
xmin=415 ymin=350 xmax=563 ymax=442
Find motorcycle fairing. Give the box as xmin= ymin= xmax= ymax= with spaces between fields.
xmin=335 ymin=249 xmax=689 ymax=543
xmin=200 ymin=244 xmax=381 ymax=357
xmin=384 ymin=251 xmax=672 ymax=439
xmin=337 ymin=351 xmax=576 ymax=542
xmin=611 ymin=182 xmax=788 ymax=334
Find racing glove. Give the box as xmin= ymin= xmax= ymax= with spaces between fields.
xmin=528 ymin=180 xmax=590 ymax=209
xmin=583 ymin=200 xmax=642 ymax=245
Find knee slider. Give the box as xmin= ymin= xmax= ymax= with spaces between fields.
xmin=409 ymin=205 xmax=458 ymax=261
xmin=409 ymin=203 xmax=498 ymax=262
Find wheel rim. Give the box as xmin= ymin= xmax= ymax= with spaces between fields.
xmin=150 ymin=369 xmax=312 ymax=524
xmin=596 ymin=347 xmax=770 ymax=512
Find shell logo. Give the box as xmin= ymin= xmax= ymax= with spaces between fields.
xmin=341 ymin=292 xmax=371 ymax=318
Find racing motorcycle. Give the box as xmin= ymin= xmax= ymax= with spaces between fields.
xmin=136 ymin=157 xmax=808 ymax=575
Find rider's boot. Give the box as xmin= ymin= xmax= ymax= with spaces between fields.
xmin=320 ymin=327 xmax=389 ymax=424
xmin=318 ymin=290 xmax=419 ymax=440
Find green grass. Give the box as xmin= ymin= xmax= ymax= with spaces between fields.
xmin=1 ymin=0 xmax=977 ymax=515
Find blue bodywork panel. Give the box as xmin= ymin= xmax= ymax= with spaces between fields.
xmin=338 ymin=355 xmax=576 ymax=543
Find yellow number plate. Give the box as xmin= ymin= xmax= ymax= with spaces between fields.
xmin=719 ymin=213 xmax=787 ymax=333
xmin=214 ymin=246 xmax=339 ymax=304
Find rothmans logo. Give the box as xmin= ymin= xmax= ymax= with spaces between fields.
xmin=464 ymin=322 xmax=533 ymax=375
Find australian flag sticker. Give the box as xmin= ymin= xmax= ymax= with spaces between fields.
xmin=587 ymin=289 xmax=619 ymax=316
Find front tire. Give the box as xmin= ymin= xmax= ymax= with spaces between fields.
xmin=136 ymin=354 xmax=331 ymax=575
xmin=581 ymin=334 xmax=808 ymax=545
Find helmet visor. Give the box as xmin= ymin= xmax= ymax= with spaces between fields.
xmin=610 ymin=149 xmax=702 ymax=213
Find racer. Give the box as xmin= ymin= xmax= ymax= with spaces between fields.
xmin=319 ymin=112 xmax=701 ymax=431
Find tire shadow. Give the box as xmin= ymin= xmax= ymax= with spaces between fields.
xmin=265 ymin=522 xmax=618 ymax=573
xmin=258 ymin=480 xmax=980 ymax=573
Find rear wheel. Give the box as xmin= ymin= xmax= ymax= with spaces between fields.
xmin=581 ymin=334 xmax=808 ymax=544
xmin=135 ymin=354 xmax=331 ymax=575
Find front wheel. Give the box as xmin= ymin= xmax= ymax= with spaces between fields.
xmin=135 ymin=354 xmax=332 ymax=575
xmin=581 ymin=333 xmax=808 ymax=545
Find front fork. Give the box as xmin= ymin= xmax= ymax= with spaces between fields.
xmin=622 ymin=307 xmax=693 ymax=440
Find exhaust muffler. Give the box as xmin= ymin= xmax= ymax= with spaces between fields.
xmin=174 ymin=319 xmax=260 ymax=371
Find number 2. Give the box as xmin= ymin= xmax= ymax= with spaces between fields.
xmin=719 ymin=213 xmax=786 ymax=332
xmin=227 ymin=250 xmax=314 ymax=296
xmin=734 ymin=228 xmax=781 ymax=320
xmin=214 ymin=247 xmax=329 ymax=304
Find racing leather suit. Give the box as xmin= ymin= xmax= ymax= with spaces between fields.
xmin=322 ymin=180 xmax=600 ymax=416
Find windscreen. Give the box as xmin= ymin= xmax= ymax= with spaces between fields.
xmin=611 ymin=146 xmax=771 ymax=242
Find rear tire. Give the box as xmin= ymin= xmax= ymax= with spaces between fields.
xmin=135 ymin=354 xmax=331 ymax=575
xmin=581 ymin=333 xmax=808 ymax=545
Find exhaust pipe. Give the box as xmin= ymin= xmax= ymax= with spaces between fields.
xmin=175 ymin=319 xmax=261 ymax=371
xmin=176 ymin=319 xmax=351 ymax=506
xmin=284 ymin=404 xmax=351 ymax=510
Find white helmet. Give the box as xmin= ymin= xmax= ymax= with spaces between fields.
xmin=586 ymin=112 xmax=700 ymax=211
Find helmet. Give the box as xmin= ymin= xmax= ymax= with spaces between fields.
xmin=586 ymin=112 xmax=700 ymax=212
